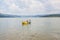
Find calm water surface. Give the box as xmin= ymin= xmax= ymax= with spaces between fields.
xmin=0 ymin=17 xmax=60 ymax=40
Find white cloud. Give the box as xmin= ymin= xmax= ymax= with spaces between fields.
xmin=2 ymin=0 xmax=46 ymax=15
xmin=0 ymin=10 xmax=5 ymax=13
xmin=0 ymin=0 xmax=60 ymax=15
xmin=49 ymin=0 xmax=60 ymax=9
xmin=47 ymin=0 xmax=60 ymax=14
xmin=27 ymin=0 xmax=45 ymax=12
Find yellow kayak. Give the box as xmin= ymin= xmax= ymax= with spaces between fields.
xmin=22 ymin=20 xmax=31 ymax=26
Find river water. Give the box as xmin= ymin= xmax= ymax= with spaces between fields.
xmin=0 ymin=17 xmax=60 ymax=40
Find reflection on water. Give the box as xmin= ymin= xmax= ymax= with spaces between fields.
xmin=0 ymin=17 xmax=60 ymax=40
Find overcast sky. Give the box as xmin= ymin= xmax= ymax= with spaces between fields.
xmin=0 ymin=0 xmax=60 ymax=15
